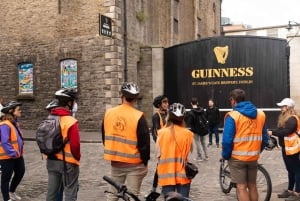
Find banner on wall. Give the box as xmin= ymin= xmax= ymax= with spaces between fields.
xmin=18 ymin=63 xmax=33 ymax=95
xmin=60 ymin=59 xmax=77 ymax=89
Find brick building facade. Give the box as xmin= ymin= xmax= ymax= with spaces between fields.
xmin=0 ymin=0 xmax=221 ymax=131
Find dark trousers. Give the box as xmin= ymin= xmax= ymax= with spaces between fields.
xmin=282 ymin=150 xmax=300 ymax=192
xmin=0 ymin=156 xmax=25 ymax=201
xmin=208 ymin=124 xmax=219 ymax=144
xmin=152 ymin=169 xmax=158 ymax=188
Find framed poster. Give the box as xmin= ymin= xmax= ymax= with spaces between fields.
xmin=18 ymin=63 xmax=33 ymax=95
xmin=60 ymin=59 xmax=77 ymax=88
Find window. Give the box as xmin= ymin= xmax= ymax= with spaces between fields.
xmin=18 ymin=63 xmax=33 ymax=96
xmin=60 ymin=59 xmax=77 ymax=88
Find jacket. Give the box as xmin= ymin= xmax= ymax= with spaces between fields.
xmin=222 ymin=101 xmax=268 ymax=160
xmin=185 ymin=107 xmax=208 ymax=135
xmin=0 ymin=120 xmax=23 ymax=159
xmin=55 ymin=115 xmax=80 ymax=165
xmin=152 ymin=111 xmax=167 ymax=142
xmin=50 ymin=108 xmax=81 ymax=161
xmin=206 ymin=106 xmax=220 ymax=126
xmin=226 ymin=110 xmax=266 ymax=161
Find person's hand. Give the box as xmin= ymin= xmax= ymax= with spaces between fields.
xmin=267 ymin=130 xmax=272 ymax=136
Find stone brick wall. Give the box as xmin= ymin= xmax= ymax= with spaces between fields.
xmin=0 ymin=0 xmax=221 ymax=131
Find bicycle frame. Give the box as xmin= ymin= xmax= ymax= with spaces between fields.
xmin=219 ymin=159 xmax=272 ymax=201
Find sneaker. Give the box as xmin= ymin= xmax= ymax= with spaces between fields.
xmin=278 ymin=190 xmax=294 ymax=198
xmin=9 ymin=192 xmax=21 ymax=200
xmin=204 ymin=156 xmax=209 ymax=160
xmin=216 ymin=144 xmax=220 ymax=148
xmin=207 ymin=143 xmax=212 ymax=147
xmin=285 ymin=195 xmax=300 ymax=201
xmin=193 ymin=157 xmax=203 ymax=162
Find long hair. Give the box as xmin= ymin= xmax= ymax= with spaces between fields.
xmin=277 ymin=108 xmax=299 ymax=128
xmin=2 ymin=113 xmax=15 ymax=122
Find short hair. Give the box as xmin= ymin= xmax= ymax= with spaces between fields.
xmin=230 ymin=89 xmax=246 ymax=103
xmin=191 ymin=97 xmax=198 ymax=105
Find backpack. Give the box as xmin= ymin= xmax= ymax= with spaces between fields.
xmin=193 ymin=111 xmax=209 ymax=136
xmin=36 ymin=114 xmax=65 ymax=155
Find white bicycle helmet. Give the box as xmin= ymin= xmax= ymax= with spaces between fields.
xmin=55 ymin=88 xmax=77 ymax=101
xmin=120 ymin=82 xmax=139 ymax=98
xmin=169 ymin=103 xmax=186 ymax=122
xmin=45 ymin=99 xmax=60 ymax=111
xmin=1 ymin=100 xmax=22 ymax=114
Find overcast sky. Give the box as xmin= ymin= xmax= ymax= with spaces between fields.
xmin=221 ymin=0 xmax=300 ymax=28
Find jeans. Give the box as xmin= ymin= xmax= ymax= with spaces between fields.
xmin=107 ymin=163 xmax=148 ymax=201
xmin=208 ymin=124 xmax=219 ymax=145
xmin=282 ymin=150 xmax=300 ymax=192
xmin=194 ymin=134 xmax=208 ymax=159
xmin=161 ymin=183 xmax=191 ymax=200
xmin=0 ymin=156 xmax=25 ymax=201
xmin=46 ymin=159 xmax=79 ymax=201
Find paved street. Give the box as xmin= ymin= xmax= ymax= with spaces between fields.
xmin=7 ymin=130 xmax=289 ymax=201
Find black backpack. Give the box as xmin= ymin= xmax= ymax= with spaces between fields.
xmin=36 ymin=114 xmax=65 ymax=155
xmin=193 ymin=111 xmax=209 ymax=136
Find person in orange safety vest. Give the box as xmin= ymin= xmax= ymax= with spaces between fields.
xmin=156 ymin=102 xmax=194 ymax=199
xmin=102 ymin=82 xmax=150 ymax=201
xmin=0 ymin=100 xmax=25 ymax=201
xmin=222 ymin=89 xmax=268 ymax=201
xmin=45 ymin=88 xmax=80 ymax=201
xmin=268 ymin=98 xmax=300 ymax=200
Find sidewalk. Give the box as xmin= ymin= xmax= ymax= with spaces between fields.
xmin=19 ymin=130 xmax=288 ymax=201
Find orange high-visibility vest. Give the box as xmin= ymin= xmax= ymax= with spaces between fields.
xmin=284 ymin=115 xmax=300 ymax=155
xmin=157 ymin=125 xmax=193 ymax=186
xmin=157 ymin=111 xmax=165 ymax=129
xmin=103 ymin=104 xmax=143 ymax=164
xmin=55 ymin=116 xmax=79 ymax=165
xmin=226 ymin=110 xmax=266 ymax=161
xmin=0 ymin=121 xmax=21 ymax=160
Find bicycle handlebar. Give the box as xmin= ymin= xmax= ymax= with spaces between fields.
xmin=103 ymin=175 xmax=124 ymax=192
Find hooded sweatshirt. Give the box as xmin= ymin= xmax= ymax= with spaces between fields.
xmin=51 ymin=107 xmax=81 ymax=161
xmin=221 ymin=101 xmax=268 ymax=160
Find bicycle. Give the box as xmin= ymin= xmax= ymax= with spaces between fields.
xmin=219 ymin=159 xmax=272 ymax=201
xmin=103 ymin=175 xmax=162 ymax=201
xmin=103 ymin=175 xmax=193 ymax=201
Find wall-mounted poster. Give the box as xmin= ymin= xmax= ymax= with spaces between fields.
xmin=61 ymin=59 xmax=77 ymax=88
xmin=18 ymin=63 xmax=33 ymax=95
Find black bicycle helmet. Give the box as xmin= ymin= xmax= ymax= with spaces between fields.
xmin=1 ymin=100 xmax=22 ymax=114
xmin=45 ymin=99 xmax=60 ymax=111
xmin=120 ymin=82 xmax=139 ymax=98
xmin=169 ymin=103 xmax=186 ymax=122
xmin=55 ymin=88 xmax=78 ymax=101
xmin=153 ymin=95 xmax=168 ymax=108
xmin=265 ymin=136 xmax=278 ymax=150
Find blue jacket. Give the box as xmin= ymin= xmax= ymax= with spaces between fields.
xmin=221 ymin=101 xmax=268 ymax=160
xmin=0 ymin=119 xmax=23 ymax=158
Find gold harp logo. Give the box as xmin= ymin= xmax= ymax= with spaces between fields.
xmin=213 ymin=46 xmax=229 ymax=64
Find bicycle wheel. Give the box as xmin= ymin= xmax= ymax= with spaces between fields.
xmin=257 ymin=165 xmax=272 ymax=201
xmin=219 ymin=160 xmax=233 ymax=193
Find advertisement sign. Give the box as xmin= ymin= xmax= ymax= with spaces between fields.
xmin=164 ymin=36 xmax=289 ymax=128
xmin=61 ymin=59 xmax=77 ymax=89
xmin=18 ymin=63 xmax=33 ymax=95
